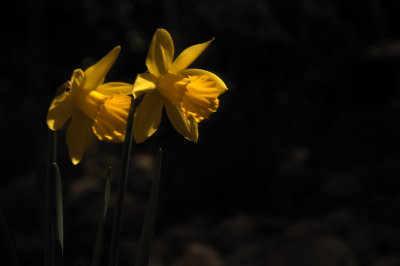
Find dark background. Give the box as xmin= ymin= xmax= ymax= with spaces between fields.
xmin=2 ymin=0 xmax=400 ymax=265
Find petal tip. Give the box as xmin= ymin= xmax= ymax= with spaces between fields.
xmin=106 ymin=45 xmax=122 ymax=61
xmin=205 ymin=37 xmax=214 ymax=47
xmin=113 ymin=45 xmax=121 ymax=52
xmin=46 ymin=120 xmax=57 ymax=131
xmin=184 ymin=134 xmax=198 ymax=143
xmin=111 ymin=45 xmax=122 ymax=58
xmin=71 ymin=157 xmax=80 ymax=165
xmin=156 ymin=28 xmax=167 ymax=33
xmin=133 ymin=131 xmax=148 ymax=143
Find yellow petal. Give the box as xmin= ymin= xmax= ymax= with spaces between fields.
xmin=70 ymin=69 xmax=86 ymax=95
xmin=146 ymin=29 xmax=174 ymax=76
xmin=66 ymin=110 xmax=93 ymax=165
xmin=133 ymin=92 xmax=165 ymax=143
xmin=96 ymin=82 xmax=132 ymax=96
xmin=132 ymin=73 xmax=157 ymax=98
xmin=47 ymin=91 xmax=75 ymax=130
xmin=84 ymin=46 xmax=121 ymax=91
xmin=169 ymin=38 xmax=213 ymax=74
xmin=165 ymin=101 xmax=198 ymax=142
xmin=179 ymin=68 xmax=228 ymax=93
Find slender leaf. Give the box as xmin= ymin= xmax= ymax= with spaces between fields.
xmin=135 ymin=148 xmax=163 ymax=266
xmin=51 ymin=162 xmax=64 ymax=266
xmin=49 ymin=130 xmax=57 ymax=164
xmin=103 ymin=167 xmax=113 ymax=220
xmin=0 ymin=210 xmax=19 ymax=266
xmin=45 ymin=130 xmax=58 ymax=266
xmin=91 ymin=167 xmax=113 ymax=266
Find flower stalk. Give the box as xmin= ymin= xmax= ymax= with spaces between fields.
xmin=45 ymin=130 xmax=63 ymax=266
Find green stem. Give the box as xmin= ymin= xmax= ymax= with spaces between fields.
xmin=45 ymin=130 xmax=63 ymax=266
xmin=45 ymin=130 xmax=57 ymax=266
xmin=108 ymin=97 xmax=136 ymax=266
xmin=51 ymin=163 xmax=64 ymax=266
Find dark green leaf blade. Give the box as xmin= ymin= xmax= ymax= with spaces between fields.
xmin=51 ymin=162 xmax=64 ymax=266
xmin=45 ymin=130 xmax=58 ymax=266
xmin=91 ymin=167 xmax=113 ymax=266
xmin=0 ymin=210 xmax=19 ymax=266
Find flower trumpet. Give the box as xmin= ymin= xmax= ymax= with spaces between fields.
xmin=47 ymin=46 xmax=132 ymax=165
xmin=132 ymin=29 xmax=228 ymax=143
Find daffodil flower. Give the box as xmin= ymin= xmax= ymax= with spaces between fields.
xmin=47 ymin=46 xmax=132 ymax=165
xmin=132 ymin=29 xmax=228 ymax=143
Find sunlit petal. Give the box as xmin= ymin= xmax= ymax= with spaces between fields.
xmin=76 ymin=90 xmax=107 ymax=119
xmin=157 ymin=73 xmax=186 ymax=105
xmin=66 ymin=110 xmax=93 ymax=165
xmin=169 ymin=38 xmax=213 ymax=74
xmin=47 ymin=92 xmax=75 ymax=130
xmin=146 ymin=29 xmax=174 ymax=76
xmin=165 ymin=101 xmax=198 ymax=142
xmin=84 ymin=46 xmax=121 ymax=91
xmin=179 ymin=68 xmax=228 ymax=93
xmin=96 ymin=82 xmax=132 ymax=96
xmin=69 ymin=69 xmax=86 ymax=95
xmin=133 ymin=92 xmax=165 ymax=143
xmin=132 ymin=72 xmax=157 ymax=98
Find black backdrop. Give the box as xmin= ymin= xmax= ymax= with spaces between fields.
xmin=2 ymin=1 xmax=400 ymax=265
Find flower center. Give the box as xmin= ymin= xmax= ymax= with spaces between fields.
xmin=76 ymin=90 xmax=131 ymax=142
xmin=76 ymin=90 xmax=107 ymax=119
xmin=158 ymin=73 xmax=187 ymax=105
xmin=92 ymin=94 xmax=131 ymax=142
xmin=158 ymin=73 xmax=220 ymax=122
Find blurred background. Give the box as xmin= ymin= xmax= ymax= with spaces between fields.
xmin=2 ymin=0 xmax=400 ymax=265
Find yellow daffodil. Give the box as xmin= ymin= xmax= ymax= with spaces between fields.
xmin=132 ymin=29 xmax=228 ymax=143
xmin=47 ymin=46 xmax=132 ymax=165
